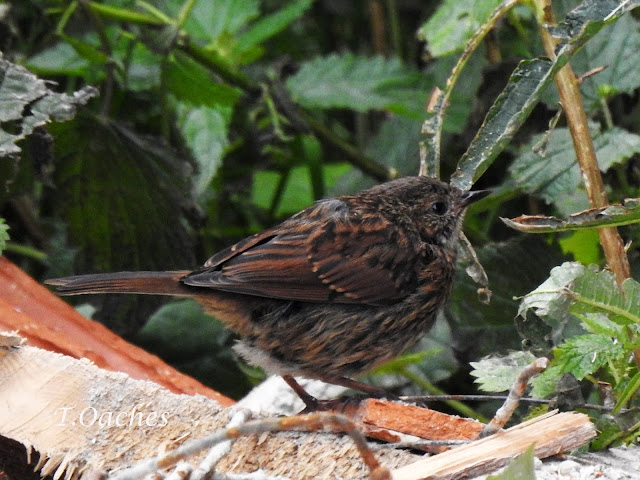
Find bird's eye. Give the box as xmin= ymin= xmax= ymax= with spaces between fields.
xmin=431 ymin=201 xmax=448 ymax=215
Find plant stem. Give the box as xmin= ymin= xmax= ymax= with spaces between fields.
xmin=538 ymin=2 xmax=630 ymax=286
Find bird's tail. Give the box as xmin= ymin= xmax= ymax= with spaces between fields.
xmin=45 ymin=271 xmax=192 ymax=296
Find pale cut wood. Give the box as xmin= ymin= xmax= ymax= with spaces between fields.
xmin=392 ymin=410 xmax=596 ymax=480
xmin=0 ymin=335 xmax=418 ymax=480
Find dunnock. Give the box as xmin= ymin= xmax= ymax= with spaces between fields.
xmin=47 ymin=176 xmax=489 ymax=409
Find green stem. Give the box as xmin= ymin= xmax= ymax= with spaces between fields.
xmin=4 ymin=243 xmax=48 ymax=263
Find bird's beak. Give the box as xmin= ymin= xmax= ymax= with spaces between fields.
xmin=458 ymin=189 xmax=491 ymax=209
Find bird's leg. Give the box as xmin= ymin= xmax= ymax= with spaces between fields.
xmin=282 ymin=374 xmax=398 ymax=413
xmin=321 ymin=375 xmax=396 ymax=399
xmin=282 ymin=375 xmax=321 ymax=411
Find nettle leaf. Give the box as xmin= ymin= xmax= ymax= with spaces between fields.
xmin=167 ymin=0 xmax=260 ymax=42
xmin=502 ymin=197 xmax=640 ymax=233
xmin=175 ymin=103 xmax=231 ymax=198
xmin=0 ymin=56 xmax=97 ymax=156
xmin=553 ymin=334 xmax=625 ymax=379
xmin=417 ymin=0 xmax=504 ymax=57
xmin=509 ymin=126 xmax=640 ymax=205
xmin=569 ymin=268 xmax=640 ymax=327
xmin=450 ymin=0 xmax=640 ymax=190
xmin=50 ymin=112 xmax=195 ymax=273
xmin=470 ymin=351 xmax=537 ymax=393
xmin=545 ymin=13 xmax=640 ymax=108
xmin=285 ymin=53 xmax=427 ymax=117
xmin=518 ymin=262 xmax=585 ymax=319
xmin=519 ymin=261 xmax=640 ymax=335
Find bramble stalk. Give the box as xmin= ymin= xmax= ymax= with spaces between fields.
xmin=537 ymin=1 xmax=631 ymax=286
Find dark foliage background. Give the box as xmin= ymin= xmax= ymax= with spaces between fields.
xmin=1 ymin=0 xmax=640 ymax=441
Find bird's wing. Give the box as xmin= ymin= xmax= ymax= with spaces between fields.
xmin=182 ymin=203 xmax=421 ymax=305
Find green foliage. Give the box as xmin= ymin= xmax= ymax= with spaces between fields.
xmin=517 ymin=263 xmax=640 ymax=407
xmin=418 ymin=0 xmax=504 ymax=57
xmin=470 ymin=351 xmax=537 ymax=393
xmin=487 ymin=445 xmax=536 ymax=480
xmin=285 ymin=53 xmax=427 ymax=117
xmin=509 ymin=126 xmax=640 ymax=211
xmin=0 ymin=218 xmax=9 ymax=253
xmin=4 ymin=0 xmax=640 ymax=439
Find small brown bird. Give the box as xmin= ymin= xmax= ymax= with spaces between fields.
xmin=47 ymin=176 xmax=489 ymax=409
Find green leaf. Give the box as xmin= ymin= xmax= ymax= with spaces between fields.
xmin=450 ymin=57 xmax=555 ymax=190
xmin=0 ymin=57 xmax=98 ymax=156
xmin=418 ymin=0 xmax=504 ymax=57
xmin=50 ymin=112 xmax=195 ymax=274
xmin=546 ymin=9 xmax=640 ymax=108
xmin=168 ymin=0 xmax=260 ymax=43
xmin=175 ymin=103 xmax=231 ymax=197
xmin=0 ymin=218 xmax=9 ymax=253
xmin=59 ymin=34 xmax=110 ymax=65
xmin=508 ymin=126 xmax=640 ymax=206
xmin=530 ymin=364 xmax=564 ymax=398
xmin=502 ymin=197 xmax=640 ymax=233
xmin=517 ymin=262 xmax=585 ymax=321
xmin=236 ymin=0 xmax=313 ymax=52
xmin=552 ymin=333 xmax=625 ymax=379
xmin=26 ymin=41 xmax=92 ymax=77
xmin=88 ymin=1 xmax=168 ymax=25
xmin=163 ymin=52 xmax=241 ymax=108
xmin=285 ymin=53 xmax=427 ymax=117
xmin=373 ymin=350 xmax=441 ymax=375
xmin=559 ymin=229 xmax=601 ymax=264
xmin=569 ymin=268 xmax=640 ymax=327
xmin=470 ymin=351 xmax=537 ymax=393
xmin=487 ymin=444 xmax=536 ymax=480
xmin=450 ymin=0 xmax=640 ymax=190
xmin=252 ymin=162 xmax=352 ymax=216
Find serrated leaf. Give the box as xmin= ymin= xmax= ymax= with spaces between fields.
xmin=176 ymin=103 xmax=231 ymax=197
xmin=418 ymin=0 xmax=504 ymax=57
xmin=517 ymin=262 xmax=585 ymax=320
xmin=236 ymin=0 xmax=312 ymax=52
xmin=487 ymin=445 xmax=536 ymax=480
xmin=285 ymin=53 xmax=427 ymax=117
xmin=569 ymin=268 xmax=640 ymax=326
xmin=553 ymin=333 xmax=625 ymax=379
xmin=545 ymin=14 xmax=640 ymax=108
xmin=450 ymin=0 xmax=640 ymax=190
xmin=502 ymin=196 xmax=640 ymax=233
xmin=530 ymin=364 xmax=565 ymax=398
xmin=167 ymin=0 xmax=260 ymax=43
xmin=470 ymin=351 xmax=537 ymax=393
xmin=508 ymin=126 xmax=640 ymax=205
xmin=50 ymin=112 xmax=195 ymax=273
xmin=0 ymin=56 xmax=98 ymax=156
xmin=26 ymin=41 xmax=91 ymax=77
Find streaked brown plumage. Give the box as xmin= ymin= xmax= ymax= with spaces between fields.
xmin=47 ymin=176 xmax=489 ymax=409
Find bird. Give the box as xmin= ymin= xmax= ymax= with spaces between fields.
xmin=46 ymin=176 xmax=489 ymax=410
